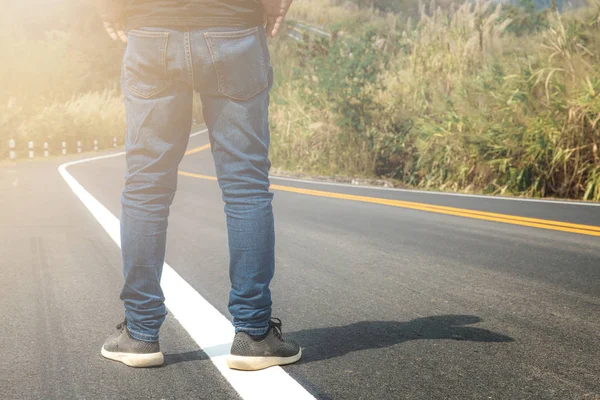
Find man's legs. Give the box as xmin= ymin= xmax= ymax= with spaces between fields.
xmin=102 ymin=28 xmax=193 ymax=367
xmin=119 ymin=29 xmax=193 ymax=342
xmin=120 ymin=92 xmax=193 ymax=341
xmin=200 ymin=76 xmax=275 ymax=334
xmin=197 ymin=26 xmax=300 ymax=370
xmin=103 ymin=25 xmax=300 ymax=370
xmin=202 ymin=95 xmax=275 ymax=336
xmin=196 ymin=26 xmax=275 ymax=335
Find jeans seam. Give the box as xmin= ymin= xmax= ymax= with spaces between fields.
xmin=128 ymin=30 xmax=169 ymax=39
xmin=184 ymin=31 xmax=195 ymax=88
xmin=203 ymin=26 xmax=259 ymax=39
xmin=204 ymin=32 xmax=222 ymax=94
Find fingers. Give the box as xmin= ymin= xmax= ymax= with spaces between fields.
xmin=265 ymin=16 xmax=276 ymax=38
xmin=114 ymin=22 xmax=128 ymax=43
xmin=265 ymin=15 xmax=285 ymax=37
xmin=103 ymin=21 xmax=119 ymax=40
xmin=271 ymin=15 xmax=284 ymax=37
xmin=102 ymin=21 xmax=127 ymax=43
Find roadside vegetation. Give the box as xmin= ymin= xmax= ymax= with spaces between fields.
xmin=272 ymin=0 xmax=600 ymax=200
xmin=0 ymin=3 xmax=123 ymax=157
xmin=0 ymin=2 xmax=202 ymax=158
xmin=1 ymin=0 xmax=599 ymax=200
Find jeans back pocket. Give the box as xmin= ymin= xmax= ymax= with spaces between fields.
xmin=204 ymin=27 xmax=269 ymax=101
xmin=123 ymin=30 xmax=171 ymax=99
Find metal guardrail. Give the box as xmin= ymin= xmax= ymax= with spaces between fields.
xmin=5 ymin=119 xmax=201 ymax=160
xmin=286 ymin=20 xmax=332 ymax=42
xmin=6 ymin=137 xmax=119 ymax=160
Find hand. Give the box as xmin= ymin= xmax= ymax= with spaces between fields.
xmin=260 ymin=0 xmax=293 ymax=38
xmin=96 ymin=0 xmax=127 ymax=43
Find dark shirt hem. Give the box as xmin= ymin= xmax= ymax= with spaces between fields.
xmin=126 ymin=16 xmax=263 ymax=31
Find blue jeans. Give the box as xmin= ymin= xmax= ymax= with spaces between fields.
xmin=120 ymin=25 xmax=274 ymax=342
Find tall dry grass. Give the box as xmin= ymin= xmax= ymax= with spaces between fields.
xmin=269 ymin=0 xmax=600 ymax=200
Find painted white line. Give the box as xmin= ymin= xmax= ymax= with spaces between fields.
xmin=190 ymin=128 xmax=208 ymax=138
xmin=57 ymin=131 xmax=314 ymax=400
xmin=269 ymin=176 xmax=600 ymax=207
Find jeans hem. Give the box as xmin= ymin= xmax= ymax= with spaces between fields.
xmin=127 ymin=323 xmax=159 ymax=342
xmin=235 ymin=325 xmax=269 ymax=336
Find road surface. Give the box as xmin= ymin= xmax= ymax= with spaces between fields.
xmin=1 ymin=128 xmax=599 ymax=399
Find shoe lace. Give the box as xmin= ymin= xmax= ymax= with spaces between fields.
xmin=270 ymin=317 xmax=283 ymax=339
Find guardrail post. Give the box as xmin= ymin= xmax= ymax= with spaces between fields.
xmin=28 ymin=141 xmax=34 ymax=159
xmin=9 ymin=139 xmax=16 ymax=160
xmin=77 ymin=141 xmax=82 ymax=154
xmin=62 ymin=141 xmax=67 ymax=156
xmin=93 ymin=139 xmax=98 ymax=152
xmin=44 ymin=142 xmax=49 ymax=157
xmin=113 ymin=137 xmax=117 ymax=148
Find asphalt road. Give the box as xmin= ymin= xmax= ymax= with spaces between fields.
xmin=1 ymin=128 xmax=599 ymax=400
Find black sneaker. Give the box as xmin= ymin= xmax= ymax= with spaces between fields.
xmin=101 ymin=320 xmax=164 ymax=368
xmin=227 ymin=318 xmax=301 ymax=371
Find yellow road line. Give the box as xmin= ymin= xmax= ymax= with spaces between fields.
xmin=179 ymin=171 xmax=217 ymax=181
xmin=273 ymin=184 xmax=600 ymax=232
xmin=184 ymin=144 xmax=211 ymax=156
xmin=179 ymin=144 xmax=600 ymax=237
xmin=269 ymin=184 xmax=600 ymax=237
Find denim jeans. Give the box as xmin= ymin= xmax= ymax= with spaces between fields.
xmin=119 ymin=25 xmax=274 ymax=342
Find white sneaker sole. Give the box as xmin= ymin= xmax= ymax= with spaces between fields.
xmin=101 ymin=347 xmax=164 ymax=368
xmin=226 ymin=348 xmax=302 ymax=371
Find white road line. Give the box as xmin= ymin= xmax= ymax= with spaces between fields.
xmin=190 ymin=128 xmax=207 ymax=138
xmin=57 ymin=130 xmax=315 ymax=400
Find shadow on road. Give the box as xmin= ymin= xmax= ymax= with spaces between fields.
xmin=163 ymin=349 xmax=209 ymax=366
xmin=287 ymin=314 xmax=514 ymax=364
xmin=160 ymin=315 xmax=513 ymax=367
